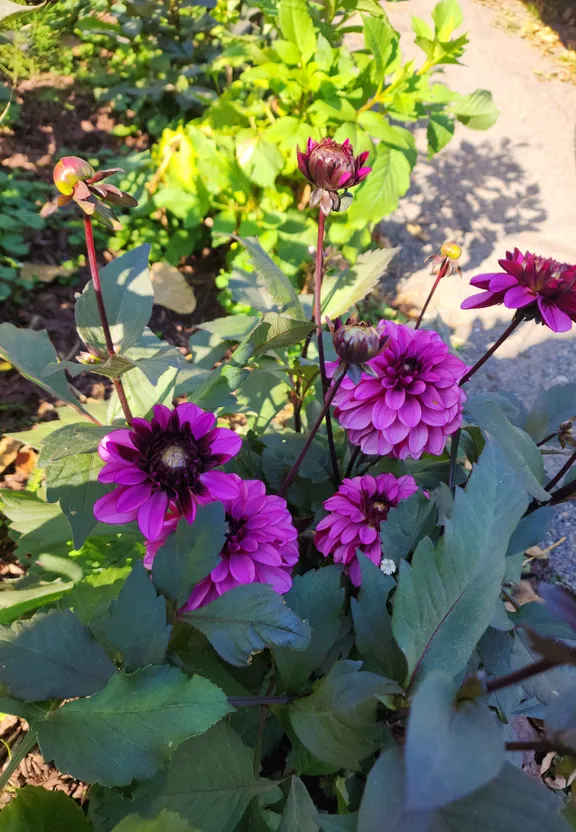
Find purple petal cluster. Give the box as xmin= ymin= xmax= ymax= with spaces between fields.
xmin=176 ymin=474 xmax=299 ymax=609
xmin=329 ymin=321 xmax=467 ymax=459
xmin=94 ymin=403 xmax=241 ymax=540
xmin=297 ymin=137 xmax=371 ymax=214
xmin=315 ymin=473 xmax=419 ymax=585
xmin=461 ymin=248 xmax=576 ymax=333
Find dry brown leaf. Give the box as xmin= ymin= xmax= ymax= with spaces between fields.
xmin=0 ymin=437 xmax=21 ymax=474
xmin=150 ymin=262 xmax=197 ymax=314
xmin=511 ymin=579 xmax=542 ymax=606
xmin=14 ymin=447 xmax=38 ymax=476
xmin=19 ymin=263 xmax=74 ymax=284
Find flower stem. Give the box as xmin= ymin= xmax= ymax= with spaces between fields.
xmin=344 ymin=445 xmax=361 ymax=479
xmin=313 ymin=210 xmax=340 ymax=487
xmin=83 ymin=215 xmax=133 ymax=425
xmin=228 ymin=695 xmax=295 ymax=707
xmin=537 ymin=431 xmax=560 ymax=447
xmin=545 ymin=449 xmax=576 ymax=493
xmin=459 ymin=316 xmax=523 ymax=386
xmin=414 ymin=258 xmax=449 ymax=330
xmin=485 ymin=657 xmax=559 ymax=694
xmin=448 ymin=428 xmax=461 ymax=492
xmin=279 ymin=369 xmax=347 ymax=498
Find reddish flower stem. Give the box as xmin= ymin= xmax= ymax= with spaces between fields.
xmin=485 ymin=657 xmax=559 ymax=694
xmin=414 ymin=257 xmax=450 ymax=330
xmin=313 ymin=210 xmax=340 ymax=487
xmin=279 ymin=369 xmax=347 ymax=498
xmin=459 ymin=316 xmax=523 ymax=386
xmin=83 ymin=215 xmax=133 ymax=425
xmin=545 ymin=449 xmax=576 ymax=493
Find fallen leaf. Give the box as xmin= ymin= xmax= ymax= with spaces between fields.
xmin=20 ymin=263 xmax=74 ymax=283
xmin=511 ymin=579 xmax=542 ymax=606
xmin=0 ymin=436 xmax=21 ymax=474
xmin=150 ymin=261 xmax=197 ymax=314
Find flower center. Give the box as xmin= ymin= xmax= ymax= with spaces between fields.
xmin=365 ymin=497 xmax=390 ymax=526
xmin=401 ymin=358 xmax=418 ymax=374
xmin=148 ymin=433 xmax=199 ymax=489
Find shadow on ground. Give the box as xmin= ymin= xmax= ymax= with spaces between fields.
xmin=519 ymin=0 xmax=576 ymax=49
xmin=381 ymin=137 xmax=547 ymax=283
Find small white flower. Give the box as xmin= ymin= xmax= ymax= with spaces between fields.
xmin=379 ymin=557 xmax=396 ymax=576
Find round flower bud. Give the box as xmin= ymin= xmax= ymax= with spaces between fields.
xmin=440 ymin=241 xmax=462 ymax=261
xmin=53 ymin=156 xmax=95 ymax=196
xmin=308 ymin=138 xmax=357 ymax=191
xmin=333 ymin=321 xmax=382 ymax=365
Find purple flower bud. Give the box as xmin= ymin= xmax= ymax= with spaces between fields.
xmin=329 ymin=317 xmax=387 ymax=365
xmin=297 ymin=137 xmax=372 ymax=215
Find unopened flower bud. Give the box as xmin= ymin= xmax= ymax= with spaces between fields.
xmin=333 ymin=321 xmax=382 ymax=365
xmin=441 ymin=241 xmax=462 ymax=260
xmin=297 ymin=137 xmax=371 ymax=215
xmin=53 ymin=156 xmax=95 ymax=196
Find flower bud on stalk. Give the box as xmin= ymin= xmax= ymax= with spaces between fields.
xmin=297 ymin=137 xmax=371 ymax=215
xmin=559 ymin=420 xmax=576 ymax=449
xmin=327 ymin=316 xmax=388 ymax=383
xmin=41 ymin=155 xmax=138 ymax=229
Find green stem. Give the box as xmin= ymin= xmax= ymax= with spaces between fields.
xmin=0 ymin=731 xmax=37 ymax=795
xmin=448 ymin=428 xmax=461 ymax=493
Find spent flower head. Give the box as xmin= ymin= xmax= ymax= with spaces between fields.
xmin=297 ymin=137 xmax=371 ymax=215
xmin=41 ymin=155 xmax=138 ymax=229
xmin=426 ymin=240 xmax=463 ymax=278
xmin=461 ymin=248 xmax=576 ymax=333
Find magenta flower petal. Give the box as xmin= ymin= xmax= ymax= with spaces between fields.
xmin=209 ymin=428 xmax=243 ymax=459
xmin=537 ymin=297 xmax=572 ymax=333
xmin=117 ymin=482 xmax=153 ymax=512
xmin=138 ymin=490 xmax=169 ymax=539
xmin=331 ymin=322 xmax=467 ymax=460
xmin=315 ymin=472 xmax=420 ymax=584
xmin=503 ymin=286 xmax=535 ymax=308
xmin=94 ymin=489 xmax=138 ymax=524
xmin=460 ymin=291 xmax=499 ymax=310
xmin=488 ymin=274 xmax=518 ymax=292
xmin=199 ymin=470 xmax=240 ymax=500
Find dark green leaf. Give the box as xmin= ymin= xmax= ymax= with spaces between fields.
xmin=181 ymin=584 xmax=311 ymax=666
xmin=427 ymin=113 xmax=455 ymax=158
xmin=0 ymin=785 xmax=91 ymax=832
xmin=100 ymin=562 xmax=171 ymax=671
xmin=465 ymin=398 xmax=550 ymax=501
xmin=392 ymin=442 xmax=528 ymax=682
xmin=152 ymin=506 xmax=226 ymax=608
xmin=0 ymin=609 xmax=115 ymax=700
xmin=38 ymin=424 xmax=112 ymax=466
xmin=405 ymin=670 xmax=504 ymax=810
xmin=37 ymin=666 xmax=232 ymax=787
xmin=76 ymin=245 xmax=153 ymax=353
xmin=359 ymin=744 xmax=567 ymax=832
xmin=351 ymin=555 xmax=407 ymax=683
xmin=234 ymin=236 xmax=304 ymax=318
xmin=46 ymin=451 xmax=108 ymax=548
xmin=92 ymin=723 xmax=275 ymax=832
xmin=524 ymin=382 xmax=576 ymax=443
xmin=198 ymin=315 xmax=259 ymax=341
xmin=380 ymin=490 xmax=436 ymax=564
xmin=289 ymin=660 xmax=401 ymax=769
xmin=0 ymin=323 xmax=91 ymax=418
xmin=506 ymin=507 xmax=555 ymax=556
xmin=322 ymin=248 xmax=399 ymax=320
xmin=279 ymin=776 xmax=319 ymax=832
xmin=274 ymin=566 xmax=344 ymax=692
xmin=317 ymin=816 xmax=358 ymax=832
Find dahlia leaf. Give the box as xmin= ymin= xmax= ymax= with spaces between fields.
xmin=317 ymin=815 xmax=358 ymax=832
xmin=362 ymin=14 xmax=399 ymax=82
xmin=45 ymin=451 xmax=108 ymax=548
xmin=506 ymin=506 xmax=555 ymax=557
xmin=0 ymin=323 xmax=93 ymax=420
xmin=181 ymin=583 xmax=311 ymax=666
xmin=427 ymin=112 xmax=455 ymax=158
xmin=464 ymin=398 xmax=550 ymax=502
xmin=0 ymin=785 xmax=91 ymax=832
xmin=288 ymin=660 xmax=402 ymax=769
xmin=322 ymin=247 xmax=400 ymax=320
xmin=524 ymin=382 xmax=576 ymax=444
xmin=100 ymin=561 xmax=171 ymax=672
xmin=452 ymin=89 xmax=499 ymax=131
xmin=76 ymin=244 xmax=153 ymax=354
xmin=432 ymin=0 xmax=464 ymax=40
xmin=508 ymin=628 xmax=576 ymax=716
xmin=359 ymin=743 xmax=568 ymax=832
xmin=36 ymin=666 xmax=233 ymax=787
xmin=380 ymin=489 xmax=437 ymax=564
xmin=90 ymin=722 xmax=275 ymax=832
xmin=278 ymin=777 xmax=319 ymax=832
xmin=405 ymin=669 xmax=505 ymax=810
xmin=111 ymin=812 xmax=199 ymax=832
xmin=0 ymin=609 xmax=115 ymax=701
xmin=347 ymin=145 xmax=414 ymax=224
xmin=278 ymin=0 xmax=316 ymax=65
xmin=392 ymin=441 xmax=528 ymax=683
xmin=274 ymin=565 xmax=345 ymax=692
xmin=234 ymin=235 xmax=304 ymax=319
xmin=37 ymin=423 xmax=112 ymax=466
xmin=152 ymin=506 xmax=226 ymax=608
xmin=351 ymin=555 xmax=407 ymax=684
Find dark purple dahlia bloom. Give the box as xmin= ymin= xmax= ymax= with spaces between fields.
xmin=94 ymin=403 xmax=242 ymax=540
xmin=315 ymin=473 xmax=419 ymax=586
xmin=329 ymin=321 xmax=467 ymax=460
xmin=461 ymin=248 xmax=576 ymax=333
xmin=296 ymin=137 xmax=371 ymax=214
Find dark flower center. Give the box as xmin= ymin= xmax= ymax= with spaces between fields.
xmin=401 ymin=358 xmax=419 ymax=374
xmin=365 ymin=496 xmax=391 ymax=526
xmin=148 ymin=433 xmax=200 ymax=489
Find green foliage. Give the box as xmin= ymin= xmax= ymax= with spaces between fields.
xmin=0 ymin=785 xmax=91 ymax=831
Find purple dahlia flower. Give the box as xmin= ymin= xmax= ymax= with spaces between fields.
xmin=94 ymin=403 xmax=242 ymax=540
xmin=296 ymin=137 xmax=371 ymax=214
xmin=315 ymin=473 xmax=419 ymax=586
xmin=329 ymin=321 xmax=467 ymax=460
xmin=461 ymin=248 xmax=576 ymax=333
xmin=164 ymin=474 xmax=298 ymax=610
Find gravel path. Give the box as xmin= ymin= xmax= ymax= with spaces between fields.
xmin=381 ymin=0 xmax=576 ymax=585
